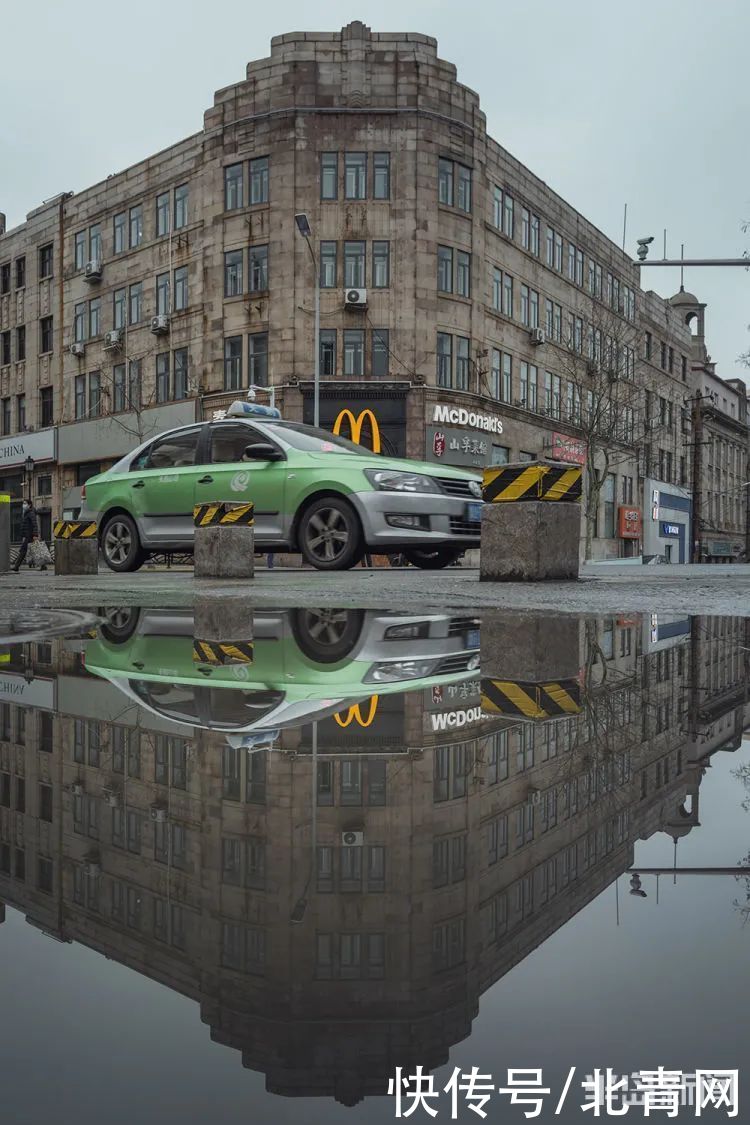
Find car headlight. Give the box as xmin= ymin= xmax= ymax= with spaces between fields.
xmin=365 ymin=659 xmax=437 ymax=683
xmin=364 ymin=469 xmax=440 ymax=494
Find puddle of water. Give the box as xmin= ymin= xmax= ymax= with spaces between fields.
xmin=0 ymin=605 xmax=747 ymax=1124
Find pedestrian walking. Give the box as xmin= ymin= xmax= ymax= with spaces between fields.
xmin=13 ymin=499 xmax=47 ymax=572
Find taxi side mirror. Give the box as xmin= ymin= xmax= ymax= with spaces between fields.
xmin=243 ymin=443 xmax=283 ymax=461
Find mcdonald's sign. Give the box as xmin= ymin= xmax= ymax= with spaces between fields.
xmin=333 ymin=408 xmax=382 ymax=453
xmin=334 ymin=695 xmax=380 ymax=728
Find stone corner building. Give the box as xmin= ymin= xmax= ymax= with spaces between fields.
xmin=0 ymin=20 xmax=747 ymax=557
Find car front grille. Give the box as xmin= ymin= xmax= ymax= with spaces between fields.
xmin=448 ymin=616 xmax=481 ymax=636
xmin=435 ymin=653 xmax=479 ymax=675
xmin=437 ymin=477 xmax=478 ymax=499
xmin=450 ymin=518 xmax=481 ymax=536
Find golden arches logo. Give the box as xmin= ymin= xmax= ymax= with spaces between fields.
xmin=334 ymin=695 xmax=380 ymax=728
xmin=333 ymin=408 xmax=382 ymax=453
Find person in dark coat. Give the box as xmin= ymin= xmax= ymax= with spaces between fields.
xmin=12 ymin=500 xmax=43 ymax=571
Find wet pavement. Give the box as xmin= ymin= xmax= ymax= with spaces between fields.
xmin=0 ymin=603 xmax=748 ymax=1123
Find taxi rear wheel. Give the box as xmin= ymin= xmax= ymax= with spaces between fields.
xmin=298 ymin=496 xmax=363 ymax=571
xmin=101 ymin=514 xmax=146 ymax=572
xmin=403 ymin=545 xmax=464 ymax=569
xmin=291 ymin=608 xmax=365 ymax=663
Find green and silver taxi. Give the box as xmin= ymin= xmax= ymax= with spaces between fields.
xmin=79 ymin=402 xmax=483 ymax=572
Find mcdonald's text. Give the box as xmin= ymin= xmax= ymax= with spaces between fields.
xmin=433 ymin=404 xmax=504 ymax=434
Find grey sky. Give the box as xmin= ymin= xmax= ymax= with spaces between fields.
xmin=2 ymin=0 xmax=748 ymax=382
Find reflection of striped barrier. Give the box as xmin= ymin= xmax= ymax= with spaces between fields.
xmin=481 ymin=677 xmax=582 ymax=720
xmin=483 ymin=463 xmax=583 ymax=504
xmin=54 ymin=520 xmax=98 ymax=539
xmin=192 ymin=639 xmax=254 ymax=665
xmin=193 ymin=502 xmax=254 ymax=528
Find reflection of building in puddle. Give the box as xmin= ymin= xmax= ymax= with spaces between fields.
xmin=0 ymin=611 xmax=747 ymax=1105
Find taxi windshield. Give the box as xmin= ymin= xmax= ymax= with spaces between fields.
xmin=271 ymin=422 xmax=369 ymax=454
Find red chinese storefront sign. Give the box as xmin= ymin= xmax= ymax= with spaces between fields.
xmin=551 ymin=433 xmax=587 ymax=465
xmin=618 ymin=506 xmax=642 ymax=539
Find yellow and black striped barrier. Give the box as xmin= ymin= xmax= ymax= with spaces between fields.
xmin=54 ymin=519 xmax=98 ymax=539
xmin=481 ymin=677 xmax=582 ymax=720
xmin=483 ymin=462 xmax=583 ymax=504
xmin=193 ymin=502 xmax=255 ymax=528
xmin=192 ymin=639 xmax=254 ymax=665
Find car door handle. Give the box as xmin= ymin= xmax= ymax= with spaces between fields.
xmin=132 ymin=480 xmax=145 ymax=489
xmin=198 ymin=474 xmax=214 ymax=484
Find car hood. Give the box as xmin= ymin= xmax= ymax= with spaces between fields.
xmin=303 ymin=452 xmax=481 ymax=481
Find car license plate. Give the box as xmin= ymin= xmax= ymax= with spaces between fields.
xmin=465 ymin=501 xmax=482 ymax=523
xmin=466 ymin=628 xmax=480 ymax=649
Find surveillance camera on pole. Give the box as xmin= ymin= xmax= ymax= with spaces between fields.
xmin=636 ymin=236 xmax=654 ymax=262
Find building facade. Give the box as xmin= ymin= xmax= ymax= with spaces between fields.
xmin=0 ymin=22 xmax=746 ymax=557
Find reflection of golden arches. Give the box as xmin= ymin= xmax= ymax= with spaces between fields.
xmin=333 ymin=408 xmax=382 ymax=453
xmin=334 ymin=695 xmax=380 ymax=728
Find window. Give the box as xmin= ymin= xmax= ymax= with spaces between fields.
xmin=225 ymin=163 xmax=244 ymax=210
xmin=681 ymin=355 xmax=687 ymax=382
xmin=521 ymin=285 xmax=529 ymax=326
xmin=438 ymin=246 xmax=453 ymax=294
xmin=87 ymin=225 xmax=101 ymax=263
xmin=438 ymin=158 xmax=454 ymax=206
xmin=456 ymin=250 xmax=471 ymax=298
xmin=88 ymin=298 xmax=101 ymax=338
xmin=503 ymin=192 xmax=514 ymax=237
xmin=345 ymin=152 xmax=367 ymax=199
xmin=320 ymin=241 xmax=337 ymax=288
xmin=373 ymin=152 xmax=390 ymax=199
xmin=1 ymin=332 xmax=10 ymax=366
xmin=660 ymin=341 xmax=667 ymax=370
xmin=129 ymin=282 xmax=142 ymax=325
xmin=487 ymin=815 xmax=508 ymax=865
xmin=0 ymin=397 xmax=7 ymax=434
xmin=40 ymin=387 xmax=53 ymax=428
xmin=110 ymin=212 xmax=125 ymax=255
xmin=173 ymin=266 xmax=188 ymax=311
xmin=40 ymin=316 xmax=53 ymax=354
xmin=437 ymin=332 xmax=452 ymax=388
xmin=39 ymin=783 xmax=53 ymax=822
xmin=433 ymin=833 xmax=467 ymax=887
xmin=344 ymin=241 xmax=365 ymax=288
xmin=16 ymin=325 xmax=26 ymax=361
xmin=224 ymin=337 xmax=242 ymax=390
xmin=320 ymin=152 xmax=338 ymax=200
xmin=112 ymin=287 xmax=126 ymax=331
xmin=0 ymin=262 xmax=9 ymax=294
xmin=492 ymin=267 xmax=502 ymax=311
xmin=88 ymin=371 xmax=101 ymax=417
xmin=128 ymin=205 xmax=142 ymax=249
xmin=457 ymin=164 xmax=471 ymax=212
xmin=249 ymin=245 xmax=268 ymax=291
xmin=529 ymin=289 xmax=539 ymax=328
xmin=156 ymin=353 xmax=170 ymax=402
xmin=16 ymin=394 xmax=25 ymax=431
xmin=343 ymin=330 xmax=364 ymax=377
xmin=432 ymin=918 xmax=465 ymax=972
xmin=515 ymin=804 xmax=534 ymax=848
xmin=603 ymin=473 xmax=616 ymax=538
xmin=156 ymin=273 xmax=170 ymax=316
xmin=37 ymin=857 xmax=54 ymax=894
xmin=113 ymin=364 xmax=126 ymax=412
xmin=156 ymin=192 xmax=170 ymax=236
xmin=248 ymin=332 xmax=268 ymax=386
xmin=371 ymin=329 xmax=389 ymax=377
xmin=530 ymin=214 xmax=540 ymax=256
xmin=503 ymin=272 xmax=513 ymax=317
xmin=39 ymin=243 xmax=53 ymax=278
xmin=521 ymin=207 xmax=530 ymax=248
xmin=372 ymin=241 xmax=390 ymax=288
xmin=74 ymin=232 xmax=86 ymax=270
xmin=249 ymin=157 xmax=269 ymax=205
xmin=173 ymin=348 xmax=188 ymax=400
xmin=224 ymin=250 xmax=244 ymax=297
xmin=320 ymin=329 xmax=336 ymax=376
xmin=455 ymin=337 xmax=469 ymax=390
xmin=75 ymin=375 xmax=86 ymax=419
xmin=174 ymin=184 xmax=189 ymax=229
xmin=520 ymin=362 xmax=538 ymax=410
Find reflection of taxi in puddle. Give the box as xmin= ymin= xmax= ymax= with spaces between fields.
xmin=84 ymin=607 xmax=481 ymax=737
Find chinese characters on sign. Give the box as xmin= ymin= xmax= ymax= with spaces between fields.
xmin=551 ymin=432 xmax=587 ymax=465
xmin=387 ymin=1067 xmax=739 ymax=1118
xmin=618 ymin=506 xmax=642 ymax=539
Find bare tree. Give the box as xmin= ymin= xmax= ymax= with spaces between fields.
xmin=555 ymin=298 xmax=671 ymax=559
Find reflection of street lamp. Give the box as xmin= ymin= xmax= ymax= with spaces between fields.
xmin=290 ymin=721 xmax=318 ymax=925
xmin=629 ymin=873 xmax=647 ymax=897
xmin=24 ymin=455 xmax=34 ymax=501
xmin=294 ymin=213 xmax=320 ymax=428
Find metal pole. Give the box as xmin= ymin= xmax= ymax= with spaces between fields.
xmin=0 ymin=493 xmax=10 ymax=573
xmin=635 ymin=257 xmax=750 ymax=267
xmin=311 ymin=721 xmax=317 ymax=887
xmin=313 ymin=252 xmax=320 ymax=429
xmin=691 ymin=392 xmax=704 ymax=563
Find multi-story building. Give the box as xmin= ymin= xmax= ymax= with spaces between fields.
xmin=0 ymin=21 xmax=744 ymax=558
xmin=1 ymin=607 xmax=746 ymax=1102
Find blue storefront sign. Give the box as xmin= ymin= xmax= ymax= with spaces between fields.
xmin=661 ymin=522 xmax=681 ymax=537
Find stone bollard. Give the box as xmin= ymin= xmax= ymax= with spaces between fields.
xmin=0 ymin=493 xmax=9 ymax=574
xmin=54 ymin=520 xmax=99 ymax=575
xmin=193 ymin=502 xmax=255 ymax=580
xmin=480 ymin=460 xmax=582 ymax=581
xmin=193 ymin=597 xmax=254 ymax=659
xmin=480 ymin=610 xmax=583 ymax=722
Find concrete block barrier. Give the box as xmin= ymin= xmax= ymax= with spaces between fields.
xmin=193 ymin=502 xmax=255 ymax=580
xmin=54 ymin=520 xmax=98 ymax=575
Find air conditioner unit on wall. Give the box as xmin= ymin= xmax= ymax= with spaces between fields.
xmin=69 ymin=342 xmax=85 ymax=357
xmin=150 ymin=803 xmax=168 ymax=822
xmin=71 ymin=780 xmax=85 ymax=796
xmin=344 ymin=288 xmax=367 ymax=309
xmin=104 ymin=329 xmax=123 ymax=350
xmin=341 ymin=829 xmax=364 ymax=847
xmin=84 ymin=260 xmax=102 ymax=282
xmin=150 ymin=314 xmax=170 ymax=335
xmin=525 ymin=786 xmax=542 ymax=806
xmin=529 ymin=328 xmax=545 ymax=346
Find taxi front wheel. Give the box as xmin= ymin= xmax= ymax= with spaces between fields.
xmin=298 ymin=496 xmax=363 ymax=571
xmin=101 ymin=514 xmax=147 ymax=573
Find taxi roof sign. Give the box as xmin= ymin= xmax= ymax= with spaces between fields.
xmin=226 ymin=400 xmax=281 ymax=420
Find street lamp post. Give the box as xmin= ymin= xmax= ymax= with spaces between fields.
xmin=295 ymin=213 xmax=320 ymax=428
xmin=24 ymin=455 xmax=34 ymax=502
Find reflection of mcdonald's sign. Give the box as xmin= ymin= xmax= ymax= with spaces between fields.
xmin=333 ymin=408 xmax=382 ymax=453
xmin=334 ymin=694 xmax=380 ymax=728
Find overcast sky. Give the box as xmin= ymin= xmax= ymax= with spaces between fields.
xmin=2 ymin=0 xmax=748 ymax=383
